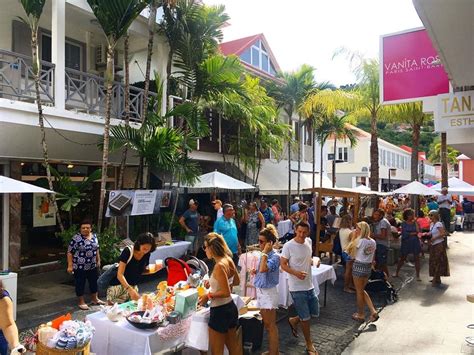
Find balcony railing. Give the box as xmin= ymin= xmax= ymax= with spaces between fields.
xmin=0 ymin=49 xmax=54 ymax=104
xmin=0 ymin=49 xmax=157 ymax=122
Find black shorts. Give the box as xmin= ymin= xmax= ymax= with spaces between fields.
xmin=209 ymin=301 xmax=238 ymax=333
xmin=375 ymin=244 xmax=388 ymax=267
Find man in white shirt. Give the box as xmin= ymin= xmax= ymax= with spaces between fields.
xmin=281 ymin=221 xmax=318 ymax=355
xmin=212 ymin=199 xmax=223 ymax=220
xmin=437 ymin=188 xmax=452 ymax=243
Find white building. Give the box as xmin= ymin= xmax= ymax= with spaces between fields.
xmin=325 ymin=125 xmax=412 ymax=190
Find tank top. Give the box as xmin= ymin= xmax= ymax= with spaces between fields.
xmin=0 ymin=290 xmax=11 ymax=349
xmin=209 ymin=263 xmax=234 ymax=307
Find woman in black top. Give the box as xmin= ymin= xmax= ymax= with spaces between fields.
xmin=106 ymin=233 xmax=156 ymax=304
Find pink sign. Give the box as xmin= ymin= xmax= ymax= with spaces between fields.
xmin=381 ymin=28 xmax=450 ymax=104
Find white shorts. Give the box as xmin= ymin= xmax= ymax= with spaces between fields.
xmin=256 ymin=286 xmax=279 ymax=309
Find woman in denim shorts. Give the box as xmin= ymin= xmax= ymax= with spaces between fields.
xmin=347 ymin=221 xmax=379 ymax=323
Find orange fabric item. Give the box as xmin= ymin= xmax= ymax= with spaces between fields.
xmin=50 ymin=313 xmax=72 ymax=330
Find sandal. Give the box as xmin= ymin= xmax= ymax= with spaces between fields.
xmin=352 ymin=313 xmax=365 ymax=322
xmin=91 ymin=299 xmax=106 ymax=305
xmin=288 ymin=319 xmax=299 ymax=338
xmin=343 ymin=288 xmax=355 ymax=294
xmin=369 ymin=313 xmax=379 ymax=323
xmin=306 ymin=347 xmax=318 ymax=355
xmin=78 ymin=304 xmax=90 ymax=310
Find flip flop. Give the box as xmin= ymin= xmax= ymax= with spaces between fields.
xmin=288 ymin=319 xmax=299 ymax=338
xmin=369 ymin=313 xmax=379 ymax=323
xmin=91 ymin=300 xmax=106 ymax=305
xmin=352 ymin=313 xmax=365 ymax=322
xmin=78 ymin=304 xmax=90 ymax=310
xmin=306 ymin=347 xmax=318 ymax=355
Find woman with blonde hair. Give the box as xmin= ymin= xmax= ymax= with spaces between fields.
xmin=199 ymin=233 xmax=241 ymax=355
xmin=340 ymin=215 xmax=355 ymax=293
xmin=426 ymin=210 xmax=450 ymax=286
xmin=350 ymin=221 xmax=379 ymax=323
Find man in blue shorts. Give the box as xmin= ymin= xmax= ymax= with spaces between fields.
xmin=281 ymin=221 xmax=318 ymax=355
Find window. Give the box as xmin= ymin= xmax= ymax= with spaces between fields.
xmin=262 ymin=53 xmax=269 ymax=72
xmin=240 ymin=48 xmax=251 ymax=63
xmin=381 ymin=150 xmax=386 ymax=166
xmin=41 ymin=34 xmax=83 ymax=71
xmin=251 ymin=47 xmax=260 ymax=67
xmin=391 ymin=152 xmax=396 ymax=167
xmin=337 ymin=147 xmax=348 ymax=162
xmin=387 ymin=151 xmax=391 ymax=166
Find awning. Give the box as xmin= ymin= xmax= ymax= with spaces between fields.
xmin=256 ymin=159 xmax=332 ymax=195
xmin=393 ymin=181 xmax=440 ymax=196
xmin=0 ymin=175 xmax=56 ymax=194
xmin=431 ymin=177 xmax=474 ymax=196
xmin=183 ymin=170 xmax=256 ymax=191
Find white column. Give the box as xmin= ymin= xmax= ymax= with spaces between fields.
xmin=2 ymin=163 xmax=10 ymax=270
xmin=52 ymin=0 xmax=66 ymax=110
xmin=300 ymin=124 xmax=305 ymax=162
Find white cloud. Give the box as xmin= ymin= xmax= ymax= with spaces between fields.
xmin=206 ymin=0 xmax=422 ymax=86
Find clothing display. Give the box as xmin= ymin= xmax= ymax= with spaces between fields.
xmin=238 ymin=251 xmax=260 ymax=298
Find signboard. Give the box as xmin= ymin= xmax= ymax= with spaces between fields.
xmin=380 ymin=28 xmax=450 ymax=104
xmin=435 ymin=91 xmax=474 ymax=131
xmin=33 ymin=194 xmax=57 ymax=227
xmin=105 ymin=190 xmax=171 ymax=217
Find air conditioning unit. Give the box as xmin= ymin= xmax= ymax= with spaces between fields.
xmin=95 ymin=44 xmax=121 ymax=70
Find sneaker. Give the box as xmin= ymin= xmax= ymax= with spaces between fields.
xmin=406 ymin=262 xmax=415 ymax=267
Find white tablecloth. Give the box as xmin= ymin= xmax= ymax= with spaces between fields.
xmin=149 ymin=241 xmax=191 ymax=263
xmin=277 ymin=264 xmax=337 ymax=307
xmin=88 ymin=294 xmax=245 ymax=355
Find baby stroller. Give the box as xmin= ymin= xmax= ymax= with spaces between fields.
xmin=165 ymin=257 xmax=192 ymax=286
xmin=365 ymin=270 xmax=398 ymax=305
xmin=186 ymin=256 xmax=209 ymax=277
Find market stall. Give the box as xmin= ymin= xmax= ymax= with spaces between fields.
xmin=87 ymin=294 xmax=245 ymax=355
xmin=149 ymin=241 xmax=191 ymax=263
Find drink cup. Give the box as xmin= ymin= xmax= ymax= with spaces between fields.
xmin=148 ymin=264 xmax=156 ymax=272
xmin=312 ymin=257 xmax=321 ymax=267
xmin=155 ymin=259 xmax=163 ymax=269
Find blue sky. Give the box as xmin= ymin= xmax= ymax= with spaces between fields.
xmin=205 ymin=0 xmax=423 ymax=86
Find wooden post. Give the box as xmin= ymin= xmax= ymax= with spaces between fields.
xmin=353 ymin=194 xmax=360 ymax=224
xmin=316 ymin=189 xmax=322 ymax=255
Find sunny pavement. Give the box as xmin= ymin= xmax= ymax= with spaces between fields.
xmin=343 ymin=231 xmax=474 ymax=355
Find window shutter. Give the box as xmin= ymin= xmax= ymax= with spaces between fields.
xmin=12 ymin=20 xmax=31 ymax=57
xmin=348 ymin=148 xmax=355 ymax=163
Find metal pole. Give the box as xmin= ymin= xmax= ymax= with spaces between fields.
xmin=388 ymin=171 xmax=391 ymax=192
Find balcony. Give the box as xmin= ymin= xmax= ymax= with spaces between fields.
xmin=0 ymin=49 xmax=157 ymax=122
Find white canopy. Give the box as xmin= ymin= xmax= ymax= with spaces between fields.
xmin=354 ymin=184 xmax=371 ymax=192
xmin=185 ymin=171 xmax=256 ymax=191
xmin=393 ymin=181 xmax=440 ymax=196
xmin=0 ymin=175 xmax=55 ymax=194
xmin=431 ymin=177 xmax=474 ymax=195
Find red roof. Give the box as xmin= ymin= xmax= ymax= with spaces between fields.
xmin=219 ymin=33 xmax=281 ymax=73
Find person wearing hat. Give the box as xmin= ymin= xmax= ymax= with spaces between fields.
xmin=214 ymin=204 xmax=241 ymax=265
xmin=179 ymin=199 xmax=200 ymax=255
xmin=437 ymin=187 xmax=452 ymax=244
xmin=290 ymin=196 xmax=301 ymax=214
xmin=212 ymin=199 xmax=223 ymax=220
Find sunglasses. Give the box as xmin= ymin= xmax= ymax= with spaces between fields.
xmin=202 ymin=245 xmax=208 ymax=250
xmin=258 ymin=239 xmax=266 ymax=244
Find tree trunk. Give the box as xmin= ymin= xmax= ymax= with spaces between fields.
xmin=118 ymin=34 xmax=130 ymax=190
xmin=411 ymin=122 xmax=420 ymax=182
xmin=332 ymin=138 xmax=337 ymax=187
xmin=369 ymin=111 xmax=379 ymax=191
xmin=142 ymin=0 xmax=158 ymax=123
xmin=320 ymin=138 xmax=324 ymax=188
xmin=97 ymin=44 xmax=115 ymax=232
xmin=31 ymin=28 xmax=64 ymax=232
xmin=287 ymin=133 xmax=292 ymax=215
xmin=297 ymin=116 xmax=301 ymax=196
xmin=237 ymin=123 xmax=241 ymax=180
xmin=441 ymin=132 xmax=448 ymax=188
xmin=255 ymin=151 xmax=262 ymax=185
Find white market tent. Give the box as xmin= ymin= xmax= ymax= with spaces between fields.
xmin=431 ymin=177 xmax=474 ymax=195
xmin=0 ymin=175 xmax=55 ymax=194
xmin=393 ymin=181 xmax=441 ymax=196
xmin=184 ymin=171 xmax=256 ymax=191
xmin=354 ymin=184 xmax=371 ymax=192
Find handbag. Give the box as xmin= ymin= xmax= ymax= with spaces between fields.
xmin=97 ymin=246 xmax=133 ymax=294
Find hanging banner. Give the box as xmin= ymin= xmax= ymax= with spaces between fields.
xmin=106 ymin=190 xmax=164 ymax=217
xmin=435 ymin=90 xmax=474 ymax=131
xmin=380 ymin=28 xmax=450 ymax=104
xmin=33 ymin=194 xmax=57 ymax=227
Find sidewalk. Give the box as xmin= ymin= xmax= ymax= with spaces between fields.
xmin=343 ymin=231 xmax=474 ymax=355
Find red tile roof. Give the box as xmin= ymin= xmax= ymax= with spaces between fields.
xmin=400 ymin=145 xmax=427 ymax=160
xmin=219 ymin=34 xmax=262 ymax=56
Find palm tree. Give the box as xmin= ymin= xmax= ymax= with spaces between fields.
xmin=385 ymin=102 xmax=432 ymax=181
xmin=267 ymin=64 xmax=315 ymax=211
xmin=440 ymin=132 xmax=448 ymax=187
xmin=428 ymin=137 xmax=459 ymax=167
xmin=87 ymin=0 xmax=150 ymax=231
xmin=19 ymin=0 xmax=64 ymax=231
xmin=118 ymin=33 xmax=131 ymax=189
xmin=334 ymin=49 xmax=387 ymax=191
xmin=301 ymin=88 xmax=355 ymax=187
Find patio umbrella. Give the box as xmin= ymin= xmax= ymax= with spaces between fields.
xmin=431 ymin=177 xmax=474 ymax=195
xmin=0 ymin=175 xmax=55 ymax=194
xmin=184 ymin=171 xmax=256 ymax=191
xmin=392 ymin=181 xmax=440 ymax=196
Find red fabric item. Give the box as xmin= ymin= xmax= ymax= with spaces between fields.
xmin=165 ymin=258 xmax=192 ymax=286
xmin=51 ymin=313 xmax=72 ymax=330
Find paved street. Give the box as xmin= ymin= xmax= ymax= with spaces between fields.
xmin=343 ymin=231 xmax=474 ymax=355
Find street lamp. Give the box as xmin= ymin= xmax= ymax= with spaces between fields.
xmin=388 ymin=168 xmax=397 ymax=191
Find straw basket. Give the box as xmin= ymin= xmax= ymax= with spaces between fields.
xmin=36 ymin=341 xmax=90 ymax=355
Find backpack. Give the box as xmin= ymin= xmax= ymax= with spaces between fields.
xmin=97 ymin=246 xmax=133 ymax=295
xmin=165 ymin=257 xmax=193 ymax=286
xmin=365 ymin=270 xmax=398 ymax=304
